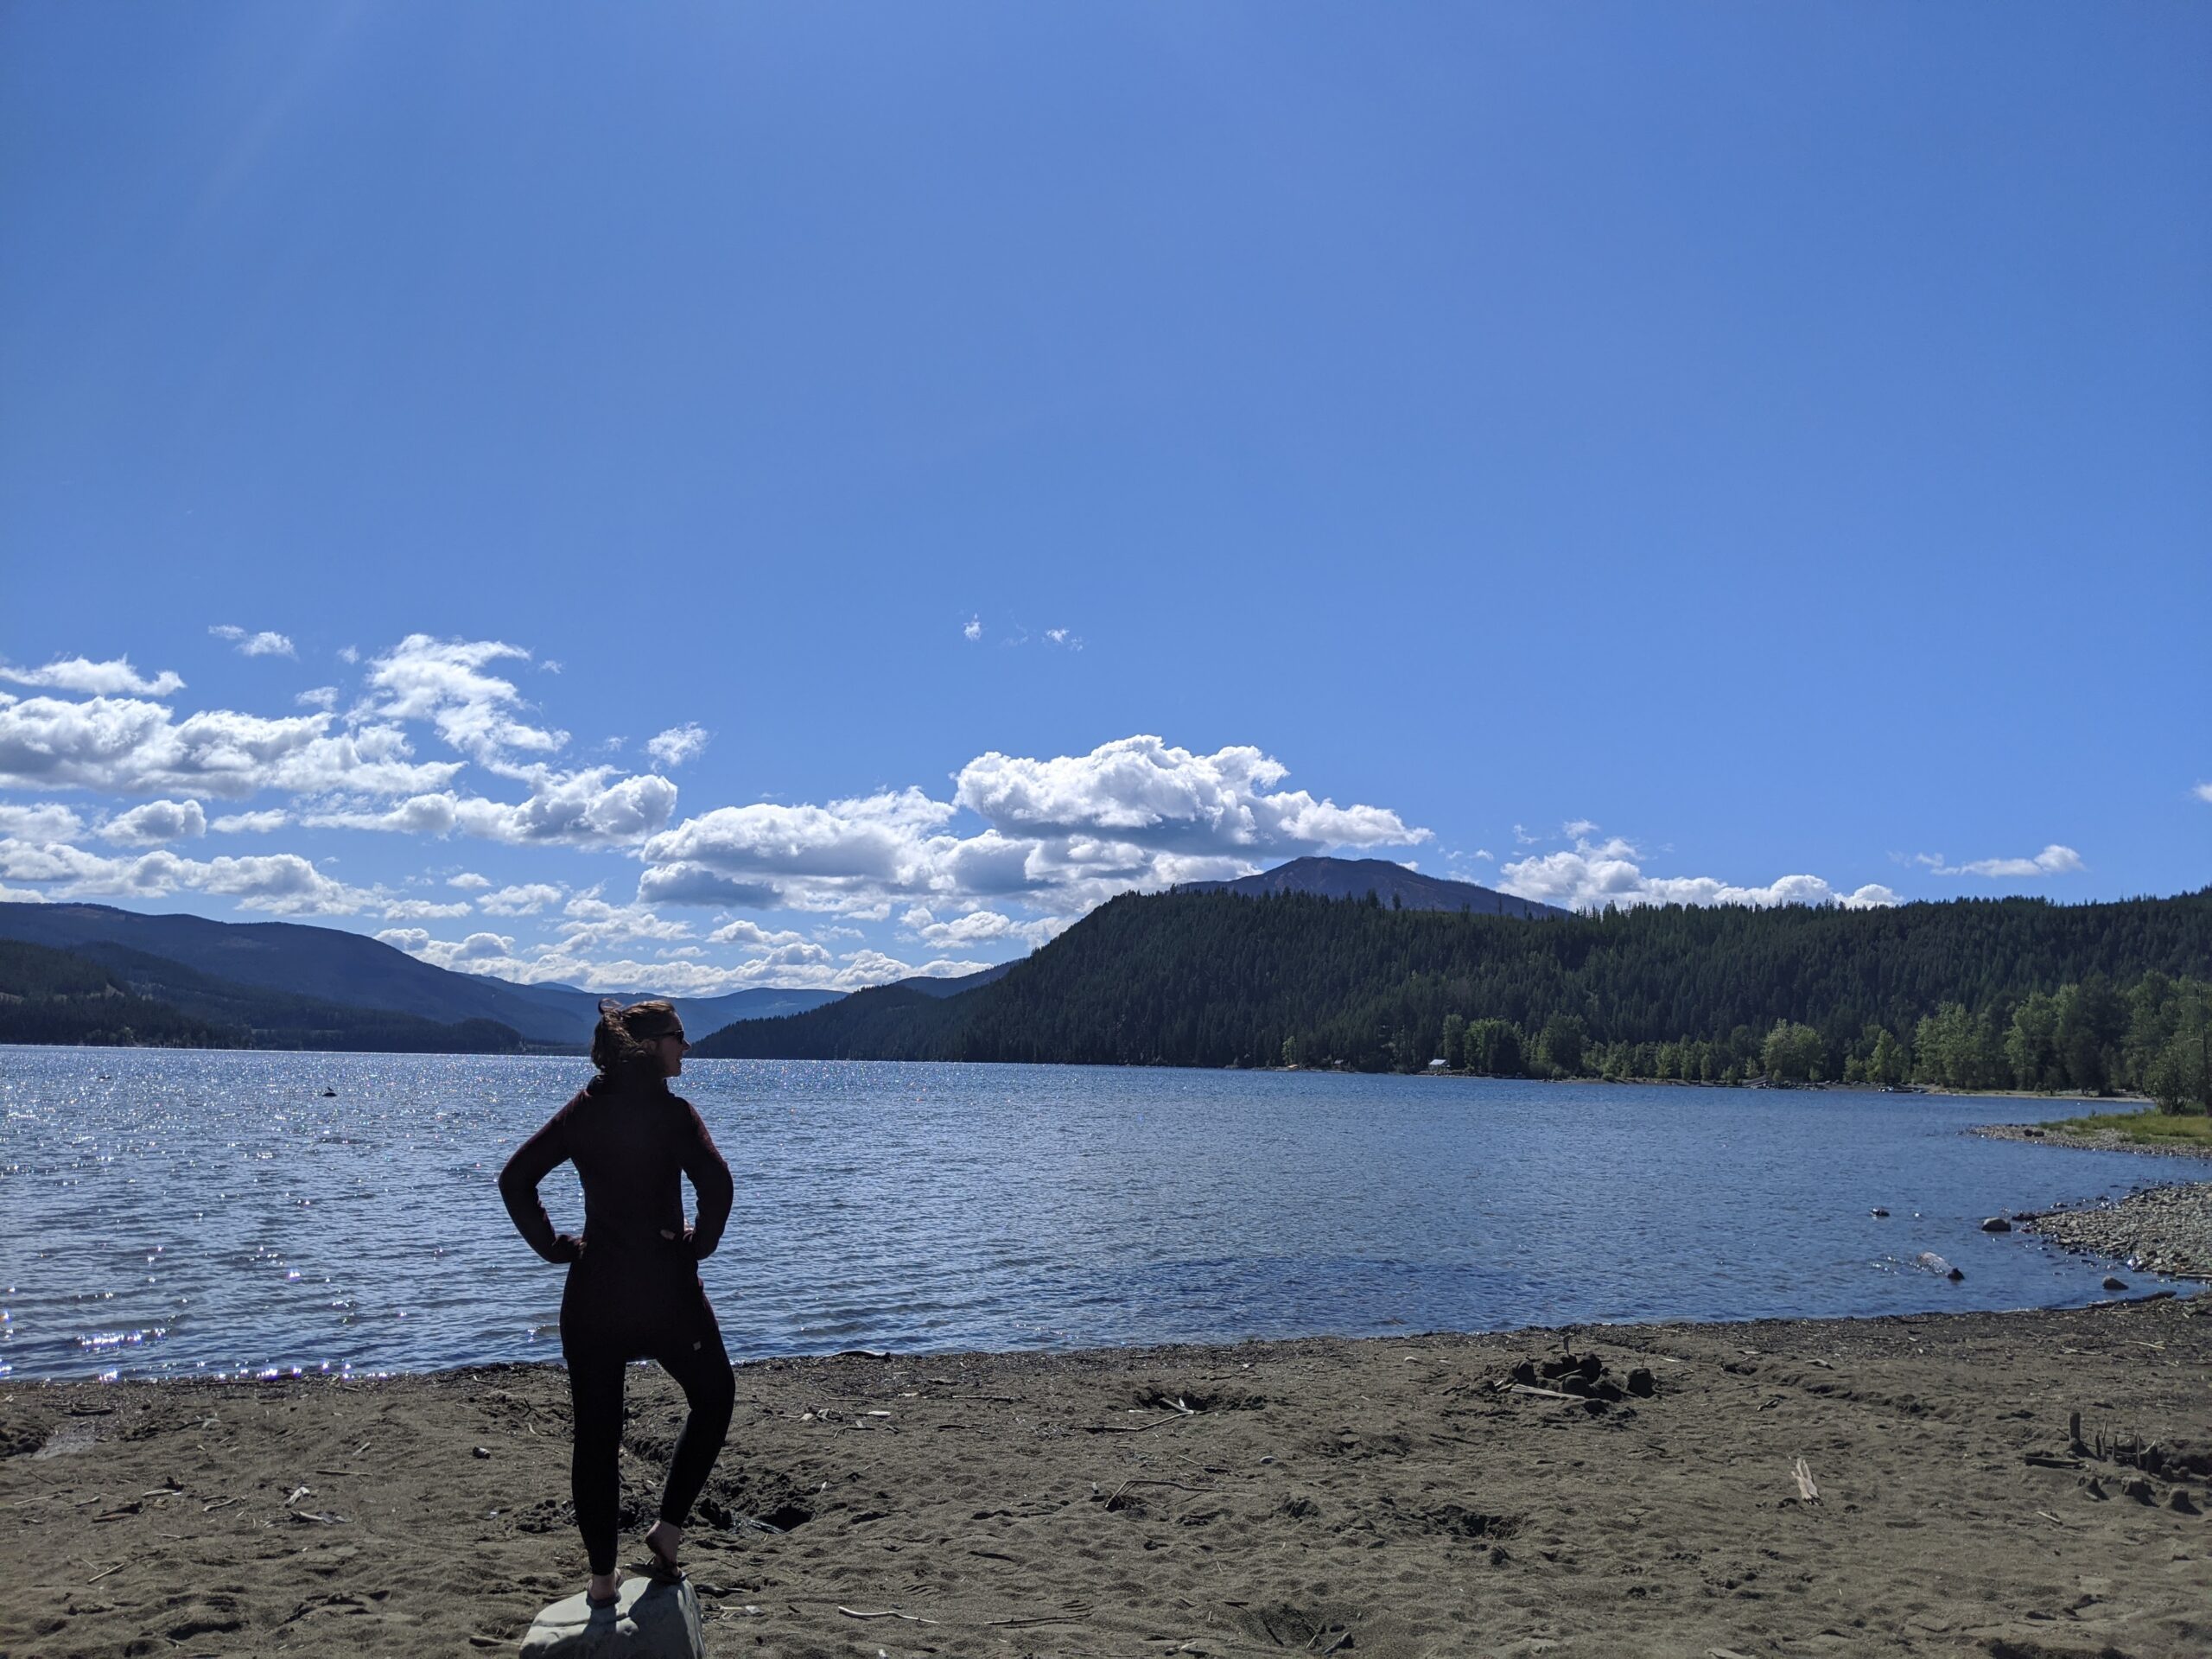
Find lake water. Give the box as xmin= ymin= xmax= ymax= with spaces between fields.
xmin=0 ymin=1046 xmax=2193 ymax=1381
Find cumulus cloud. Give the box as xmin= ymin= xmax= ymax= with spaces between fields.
xmin=2193 ymin=783 xmax=2211 ymax=805
xmin=1044 ymin=627 xmax=1081 ymax=649
xmin=708 ymin=918 xmax=808 ymax=948
xmin=0 ymin=803 xmax=86 ymax=842
xmin=954 ymin=737 xmax=1423 ymax=854
xmin=0 ymin=694 xmax=461 ymax=799
xmin=640 ymin=737 xmax=1426 ymax=920
xmin=0 ymin=839 xmax=378 ymax=914
xmin=963 ymin=616 xmax=982 ymax=642
xmin=0 ymin=656 xmax=185 ymax=696
xmin=1908 ymin=845 xmax=2085 ymax=880
xmin=300 ymin=768 xmax=677 ymax=847
xmin=210 ymin=810 xmax=289 ymax=834
xmin=296 ymin=686 xmax=340 ymax=710
xmin=1497 ymin=832 xmax=1898 ymax=913
xmin=478 ymin=882 xmax=564 ymax=916
xmin=646 ymin=723 xmax=710 ymax=769
xmin=372 ymin=923 xmax=935 ymax=995
xmin=209 ymin=626 xmax=296 ymax=658
xmin=900 ymin=906 xmax=1065 ymax=950
xmin=380 ymin=898 xmax=474 ymax=921
xmin=98 ymin=798 xmax=207 ymax=847
xmin=447 ymin=871 xmax=493 ymax=889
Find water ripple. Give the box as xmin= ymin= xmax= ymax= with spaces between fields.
xmin=0 ymin=1046 xmax=2191 ymax=1379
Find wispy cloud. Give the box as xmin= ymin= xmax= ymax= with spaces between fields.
xmin=963 ymin=615 xmax=982 ymax=642
xmin=0 ymin=656 xmax=184 ymax=696
xmin=1906 ymin=845 xmax=2085 ymax=879
xmin=209 ymin=625 xmax=296 ymax=658
xmin=646 ymin=723 xmax=710 ymax=769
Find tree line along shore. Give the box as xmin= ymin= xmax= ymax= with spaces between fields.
xmin=697 ymin=887 xmax=2212 ymax=1113
xmin=9 ymin=886 xmax=2211 ymax=1118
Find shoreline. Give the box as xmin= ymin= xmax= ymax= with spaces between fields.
xmin=7 ymin=1300 xmax=2209 ymax=1658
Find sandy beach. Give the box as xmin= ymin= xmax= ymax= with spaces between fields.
xmin=5 ymin=1293 xmax=2209 ymax=1659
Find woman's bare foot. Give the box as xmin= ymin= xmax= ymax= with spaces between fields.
xmin=587 ymin=1569 xmax=618 ymax=1606
xmin=645 ymin=1518 xmax=683 ymax=1573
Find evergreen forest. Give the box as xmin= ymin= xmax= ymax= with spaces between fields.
xmin=695 ymin=887 xmax=2212 ymax=1109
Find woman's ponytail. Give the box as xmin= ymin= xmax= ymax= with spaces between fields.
xmin=589 ymin=997 xmax=680 ymax=1088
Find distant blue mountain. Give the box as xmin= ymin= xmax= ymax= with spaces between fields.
xmin=0 ymin=903 xmax=842 ymax=1047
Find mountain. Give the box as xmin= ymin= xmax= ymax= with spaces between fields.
xmin=1184 ymin=856 xmax=1568 ymax=919
xmin=467 ymin=976 xmax=845 ymax=1039
xmin=0 ymin=938 xmax=524 ymax=1052
xmin=889 ymin=962 xmax=1014 ymax=999
xmin=0 ymin=938 xmax=234 ymax=1048
xmin=694 ymin=883 xmax=2212 ymax=1078
xmin=0 ymin=904 xmax=842 ymax=1048
xmin=0 ymin=903 xmax=583 ymax=1043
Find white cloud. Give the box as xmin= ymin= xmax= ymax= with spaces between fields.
xmin=380 ymin=898 xmax=474 ymax=921
xmin=336 ymin=645 xmax=359 ymax=664
xmin=0 ymin=694 xmax=461 ymax=799
xmin=0 ymin=803 xmax=86 ymax=842
xmin=1561 ymin=819 xmax=1599 ymax=840
xmin=299 ymin=767 xmax=677 ymax=847
xmin=899 ymin=906 xmax=1065 ymax=950
xmin=447 ymin=871 xmax=493 ymax=890
xmin=209 ymin=626 xmax=296 ymax=658
xmin=210 ymin=810 xmax=289 ymax=834
xmin=0 ymin=656 xmax=185 ymax=697
xmin=708 ymin=918 xmax=808 ymax=948
xmin=1044 ymin=627 xmax=1081 ymax=650
xmin=1909 ymin=845 xmax=2085 ymax=879
xmin=2193 ymin=783 xmax=2211 ymax=804
xmin=98 ymin=798 xmax=207 ymax=847
xmin=0 ymin=839 xmax=378 ymax=914
xmin=363 ymin=634 xmax=565 ymax=766
xmin=1497 ymin=832 xmax=1898 ymax=913
xmin=640 ymin=736 xmax=1427 ymax=921
xmin=478 ymin=882 xmax=564 ymax=916
xmin=963 ymin=616 xmax=982 ymax=642
xmin=375 ymin=928 xmax=518 ymax=970
xmin=954 ymin=736 xmax=1424 ymax=855
xmin=296 ymin=686 xmax=340 ymax=710
xmin=646 ymin=723 xmax=711 ymax=769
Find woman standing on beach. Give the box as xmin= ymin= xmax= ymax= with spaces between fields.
xmin=499 ymin=999 xmax=735 ymax=1606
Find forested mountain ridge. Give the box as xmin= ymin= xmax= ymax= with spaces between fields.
xmin=0 ymin=938 xmax=525 ymax=1052
xmin=1183 ymin=856 xmax=1569 ymax=919
xmin=696 ymin=887 xmax=2212 ymax=1103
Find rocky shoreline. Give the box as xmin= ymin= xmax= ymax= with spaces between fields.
xmin=1976 ymin=1120 xmax=2212 ymax=1159
xmin=2020 ymin=1181 xmax=2212 ymax=1281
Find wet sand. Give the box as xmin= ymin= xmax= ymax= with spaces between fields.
xmin=5 ymin=1297 xmax=2209 ymax=1659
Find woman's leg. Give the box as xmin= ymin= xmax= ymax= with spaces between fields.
xmin=563 ymin=1338 xmax=628 ymax=1581
xmin=647 ymin=1297 xmax=734 ymax=1544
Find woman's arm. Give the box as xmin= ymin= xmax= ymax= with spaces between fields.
xmin=499 ymin=1109 xmax=582 ymax=1263
xmin=679 ymin=1103 xmax=735 ymax=1260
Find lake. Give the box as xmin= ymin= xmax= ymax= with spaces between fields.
xmin=0 ymin=1046 xmax=2190 ymax=1380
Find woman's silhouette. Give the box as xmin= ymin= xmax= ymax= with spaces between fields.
xmin=499 ymin=999 xmax=734 ymax=1605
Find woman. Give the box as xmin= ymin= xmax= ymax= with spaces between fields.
xmin=499 ymin=999 xmax=735 ymax=1606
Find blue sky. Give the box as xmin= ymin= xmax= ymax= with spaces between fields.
xmin=3 ymin=3 xmax=2206 ymax=995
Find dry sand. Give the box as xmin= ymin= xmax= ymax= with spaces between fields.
xmin=4 ymin=1296 xmax=2209 ymax=1659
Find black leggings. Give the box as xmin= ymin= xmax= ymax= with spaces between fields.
xmin=561 ymin=1261 xmax=734 ymax=1575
